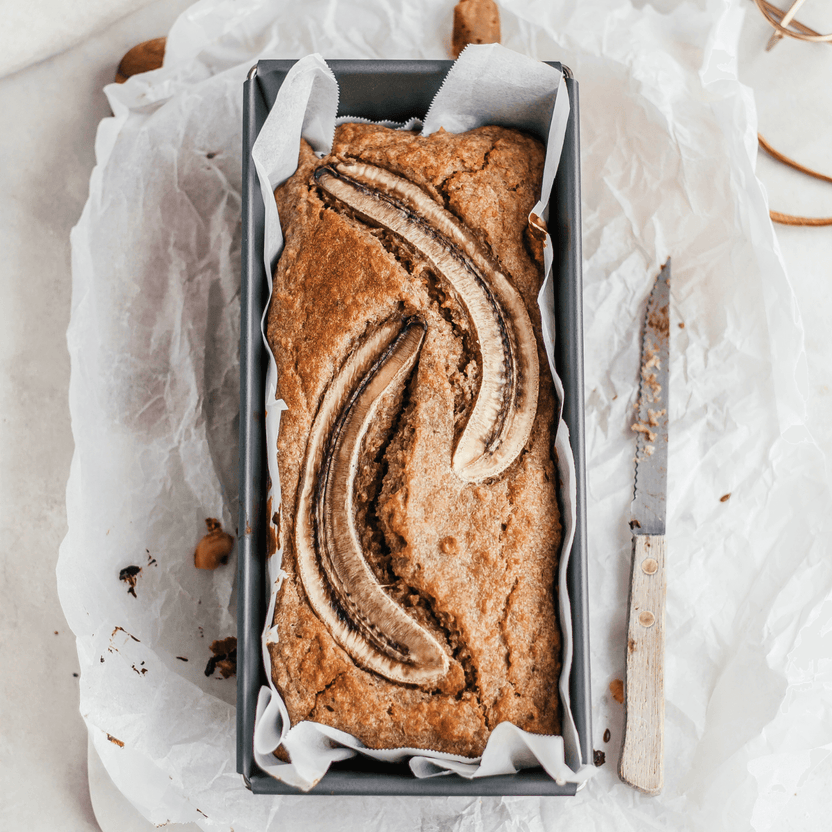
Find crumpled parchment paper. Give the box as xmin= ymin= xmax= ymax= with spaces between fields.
xmin=58 ymin=0 xmax=832 ymax=829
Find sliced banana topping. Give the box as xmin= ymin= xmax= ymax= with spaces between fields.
xmin=296 ymin=317 xmax=450 ymax=686
xmin=314 ymin=161 xmax=539 ymax=482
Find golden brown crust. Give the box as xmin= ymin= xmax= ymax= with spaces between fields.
xmin=266 ymin=124 xmax=560 ymax=757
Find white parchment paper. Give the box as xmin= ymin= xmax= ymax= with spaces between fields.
xmin=59 ymin=0 xmax=832 ymax=829
xmin=248 ymin=46 xmax=583 ymax=791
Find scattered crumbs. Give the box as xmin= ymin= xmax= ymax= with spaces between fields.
xmin=132 ymin=664 xmax=148 ymax=676
xmin=647 ymin=408 xmax=666 ymax=427
xmin=603 ymin=728 xmax=611 ymax=743
xmin=648 ymin=300 xmax=670 ymax=338
xmin=678 ymin=322 xmax=685 ymax=329
xmin=107 ymin=734 xmax=124 ymax=748
xmin=118 ymin=565 xmax=142 ymax=597
xmin=198 ymin=626 xmax=204 ymax=638
xmin=73 ymin=673 xmax=79 ymax=678
xmin=112 ymin=626 xmax=140 ymax=643
xmin=631 ymin=423 xmax=657 ymax=443
xmin=720 ymin=493 xmax=731 ymax=503
xmin=593 ymin=749 xmax=606 ymax=767
xmin=205 ymin=637 xmax=237 ymax=679
xmin=176 ymin=656 xmax=189 ymax=662
xmin=609 ymin=678 xmax=624 ymax=704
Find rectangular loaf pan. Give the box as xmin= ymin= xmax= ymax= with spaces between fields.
xmin=238 ymin=59 xmax=590 ymax=796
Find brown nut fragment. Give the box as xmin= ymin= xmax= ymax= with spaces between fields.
xmin=205 ymin=637 xmax=237 ymax=679
xmin=194 ymin=518 xmax=234 ymax=570
xmin=115 ymin=37 xmax=166 ymax=84
xmin=452 ymin=0 xmax=501 ymax=58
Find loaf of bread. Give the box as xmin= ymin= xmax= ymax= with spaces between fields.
xmin=265 ymin=122 xmax=561 ymax=757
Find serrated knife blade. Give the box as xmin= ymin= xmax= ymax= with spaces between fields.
xmin=631 ymin=262 xmax=670 ymax=535
xmin=619 ymin=259 xmax=670 ymax=796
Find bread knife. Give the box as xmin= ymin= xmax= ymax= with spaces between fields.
xmin=618 ymin=260 xmax=670 ymax=795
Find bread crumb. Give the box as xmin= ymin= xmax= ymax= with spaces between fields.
xmin=194 ymin=518 xmax=234 ymax=569
xmin=610 ymin=678 xmax=624 ymax=704
xmin=118 ymin=565 xmax=142 ymax=597
xmin=720 ymin=493 xmax=731 ymax=503
xmin=452 ymin=0 xmax=501 ymax=58
xmin=205 ymin=637 xmax=237 ymax=679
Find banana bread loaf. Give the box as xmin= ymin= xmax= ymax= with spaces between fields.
xmin=265 ymin=122 xmax=561 ymax=757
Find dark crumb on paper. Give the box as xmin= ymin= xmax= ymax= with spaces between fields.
xmin=54 ymin=630 xmax=58 ymax=635
xmin=629 ymin=519 xmax=641 ymax=530
xmin=679 ymin=322 xmax=685 ymax=329
xmin=132 ymin=664 xmax=148 ymax=676
xmin=118 ymin=565 xmax=142 ymax=597
xmin=176 ymin=656 xmax=188 ymax=662
xmin=112 ymin=626 xmax=140 ymax=642
xmin=206 ymin=152 xmax=217 ymax=159
xmin=107 ymin=734 xmax=124 ymax=748
xmin=594 ymin=749 xmax=606 ymax=767
xmin=100 ymin=656 xmax=104 ymax=663
xmin=628 ymin=637 xmax=637 ymax=654
xmin=720 ymin=493 xmax=731 ymax=503
xmin=197 ymin=809 xmax=208 ymax=819
xmin=205 ymin=637 xmax=237 ymax=679
xmin=610 ymin=679 xmax=625 ymax=704
xmin=603 ymin=728 xmax=611 ymax=743
xmin=198 ymin=626 xmax=204 ymax=639
xmin=73 ymin=673 xmax=79 ymax=678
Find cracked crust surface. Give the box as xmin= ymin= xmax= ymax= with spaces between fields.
xmin=266 ymin=123 xmax=561 ymax=757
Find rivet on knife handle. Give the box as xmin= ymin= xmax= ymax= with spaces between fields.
xmin=619 ymin=533 xmax=666 ymax=794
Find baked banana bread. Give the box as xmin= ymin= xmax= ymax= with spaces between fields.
xmin=265 ymin=122 xmax=561 ymax=757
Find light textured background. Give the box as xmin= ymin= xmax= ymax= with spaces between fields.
xmin=0 ymin=1 xmax=830 ymax=829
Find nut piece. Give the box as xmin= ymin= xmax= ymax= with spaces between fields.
xmin=115 ymin=37 xmax=166 ymax=84
xmin=205 ymin=637 xmax=237 ymax=678
xmin=194 ymin=518 xmax=234 ymax=569
xmin=296 ymin=317 xmax=450 ymax=686
xmin=452 ymin=0 xmax=501 ymax=58
xmin=315 ymin=162 xmax=539 ymax=482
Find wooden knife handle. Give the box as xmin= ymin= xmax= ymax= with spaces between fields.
xmin=618 ymin=533 xmax=667 ymax=795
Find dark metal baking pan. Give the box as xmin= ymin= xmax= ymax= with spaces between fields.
xmin=238 ymin=59 xmax=589 ymax=796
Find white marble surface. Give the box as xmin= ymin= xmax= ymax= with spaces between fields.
xmin=0 ymin=2 xmax=830 ymax=830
